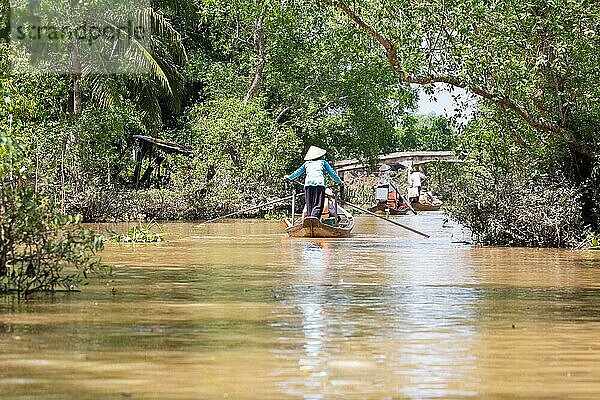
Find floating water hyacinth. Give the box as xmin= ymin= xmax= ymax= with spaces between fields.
xmin=109 ymin=221 xmax=165 ymax=243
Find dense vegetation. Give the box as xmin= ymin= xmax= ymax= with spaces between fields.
xmin=1 ymin=0 xmax=421 ymax=222
xmin=1 ymin=0 xmax=599 ymax=251
xmin=323 ymin=0 xmax=600 ymax=246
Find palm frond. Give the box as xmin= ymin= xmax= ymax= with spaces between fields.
xmin=76 ymin=4 xmax=188 ymax=127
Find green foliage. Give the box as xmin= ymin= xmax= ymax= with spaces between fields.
xmin=7 ymin=0 xmax=187 ymax=126
xmin=344 ymin=183 xmax=375 ymax=207
xmin=263 ymin=211 xmax=287 ymax=221
xmin=395 ymin=114 xmax=457 ymax=151
xmin=185 ymin=96 xmax=302 ymax=216
xmin=265 ymin=1 xmax=415 ymax=161
xmin=187 ymin=0 xmax=416 ymax=162
xmin=329 ymin=0 xmax=600 ymax=158
xmin=0 ymin=0 xmax=8 ymax=43
xmin=588 ymin=232 xmax=599 ymax=249
xmin=0 ymin=137 xmax=106 ymax=296
xmin=191 ymin=96 xmax=301 ymax=184
xmin=1 ymin=71 xmax=69 ymax=137
xmin=76 ymin=104 xmax=147 ymax=185
xmin=0 ymin=61 xmax=149 ymax=194
xmin=109 ymin=221 xmax=165 ymax=243
xmin=439 ymin=103 xmax=597 ymax=247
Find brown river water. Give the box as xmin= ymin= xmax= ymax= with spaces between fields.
xmin=2 ymin=212 xmax=600 ymax=399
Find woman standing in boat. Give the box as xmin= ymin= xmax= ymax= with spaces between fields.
xmin=285 ymin=146 xmax=343 ymax=218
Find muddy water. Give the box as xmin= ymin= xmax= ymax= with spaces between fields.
xmin=2 ymin=212 xmax=600 ymax=399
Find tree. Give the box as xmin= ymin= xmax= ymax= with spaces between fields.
xmin=322 ymin=0 xmax=599 ymax=162
xmin=189 ymin=96 xmax=301 ymax=189
xmin=395 ymin=114 xmax=456 ymax=151
xmin=186 ymin=0 xmax=417 ymax=162
xmin=321 ymin=0 xmax=600 ymax=238
xmin=263 ymin=0 xmax=417 ymax=161
xmin=8 ymin=0 xmax=186 ymax=126
xmin=81 ymin=5 xmax=187 ymax=127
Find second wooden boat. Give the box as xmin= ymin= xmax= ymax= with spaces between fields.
xmin=369 ymin=181 xmax=409 ymax=215
xmin=411 ymin=201 xmax=442 ymax=211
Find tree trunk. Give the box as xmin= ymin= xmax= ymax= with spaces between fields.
xmin=73 ymin=79 xmax=82 ymax=116
xmin=244 ymin=14 xmax=266 ymax=104
xmin=69 ymin=44 xmax=82 ymax=116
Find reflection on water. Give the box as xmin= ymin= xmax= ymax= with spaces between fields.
xmin=280 ymin=233 xmax=481 ymax=399
xmin=1 ymin=212 xmax=600 ymax=399
xmin=296 ymin=242 xmax=329 ymax=398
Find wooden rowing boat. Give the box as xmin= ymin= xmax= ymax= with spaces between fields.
xmin=369 ymin=182 xmax=409 ymax=216
xmin=283 ymin=206 xmax=354 ymax=238
xmin=411 ymin=201 xmax=442 ymax=211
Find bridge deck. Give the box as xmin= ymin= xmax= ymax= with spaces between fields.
xmin=334 ymin=151 xmax=461 ymax=173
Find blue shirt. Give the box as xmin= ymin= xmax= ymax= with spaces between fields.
xmin=288 ymin=159 xmax=342 ymax=187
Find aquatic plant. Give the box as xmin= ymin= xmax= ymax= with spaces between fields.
xmin=109 ymin=221 xmax=165 ymax=243
xmin=264 ymin=211 xmax=288 ymax=221
xmin=587 ymin=232 xmax=600 ymax=249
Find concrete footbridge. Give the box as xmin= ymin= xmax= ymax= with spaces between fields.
xmin=333 ymin=151 xmax=463 ymax=176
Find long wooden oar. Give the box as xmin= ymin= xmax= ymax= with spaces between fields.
xmin=200 ymin=192 xmax=305 ymax=224
xmin=343 ymin=200 xmax=430 ymax=238
xmin=402 ymin=192 xmax=418 ymax=216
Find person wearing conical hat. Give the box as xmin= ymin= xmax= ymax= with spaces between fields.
xmin=285 ymin=146 xmax=343 ymax=218
xmin=377 ymin=163 xmax=395 ymax=185
xmin=378 ymin=163 xmax=391 ymax=172
xmin=376 ymin=163 xmax=402 ymax=208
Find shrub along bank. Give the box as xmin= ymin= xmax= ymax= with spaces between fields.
xmin=0 ymin=137 xmax=107 ymax=296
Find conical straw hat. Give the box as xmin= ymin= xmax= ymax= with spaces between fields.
xmin=379 ymin=163 xmax=391 ymax=172
xmin=304 ymin=146 xmax=326 ymax=161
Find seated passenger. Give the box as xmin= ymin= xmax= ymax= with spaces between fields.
xmin=322 ymin=188 xmax=337 ymax=219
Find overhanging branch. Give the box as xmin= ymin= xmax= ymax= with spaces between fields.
xmin=329 ymin=1 xmax=406 ymax=77
xmin=326 ymin=1 xmax=596 ymax=157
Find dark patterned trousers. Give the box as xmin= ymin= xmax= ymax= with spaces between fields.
xmin=305 ymin=186 xmax=325 ymax=218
